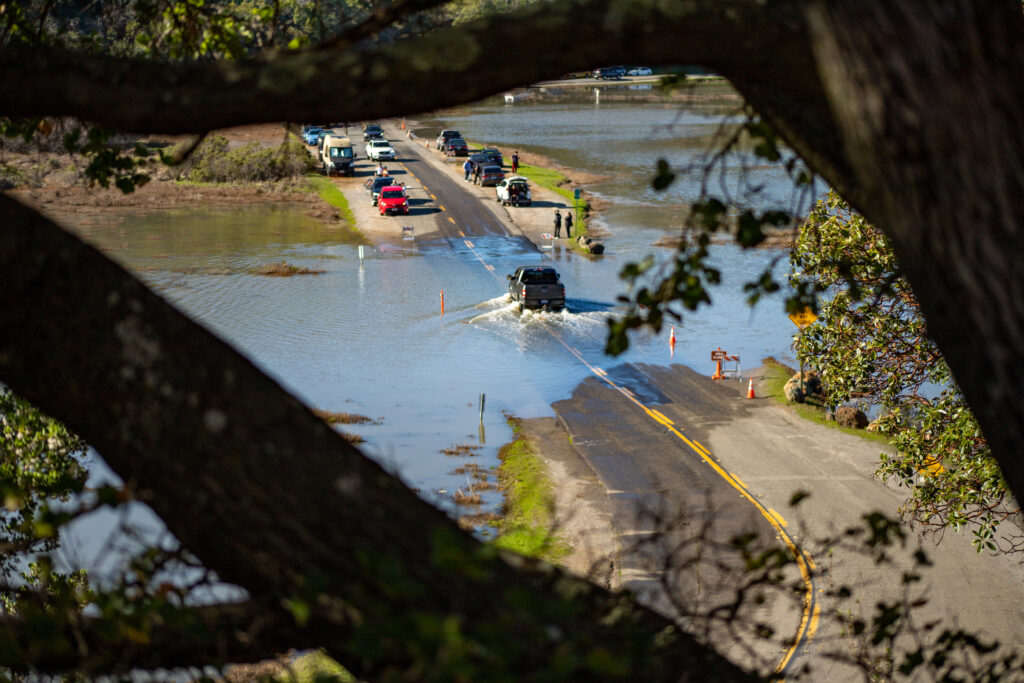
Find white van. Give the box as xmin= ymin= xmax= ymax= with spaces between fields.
xmin=319 ymin=134 xmax=355 ymax=176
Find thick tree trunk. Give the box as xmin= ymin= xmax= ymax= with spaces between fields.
xmin=0 ymin=195 xmax=754 ymax=679
xmin=803 ymin=0 xmax=1024 ymax=498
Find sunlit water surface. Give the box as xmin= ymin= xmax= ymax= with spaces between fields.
xmin=64 ymin=85 xmax=815 ymax=579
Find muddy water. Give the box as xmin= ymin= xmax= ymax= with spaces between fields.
xmin=67 ymin=86 xmax=811 ymax=571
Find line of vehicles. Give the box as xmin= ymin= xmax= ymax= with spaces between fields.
xmin=304 ymin=122 xmax=564 ymax=311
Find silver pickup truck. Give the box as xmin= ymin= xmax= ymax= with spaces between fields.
xmin=507 ymin=265 xmax=565 ymax=312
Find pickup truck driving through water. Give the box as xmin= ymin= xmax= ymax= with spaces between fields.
xmin=507 ymin=266 xmax=566 ymax=312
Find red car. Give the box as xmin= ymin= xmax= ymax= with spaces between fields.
xmin=378 ymin=186 xmax=409 ymax=215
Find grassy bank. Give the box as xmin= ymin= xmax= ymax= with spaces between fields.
xmin=495 ymin=416 xmax=570 ymax=561
xmin=761 ymin=358 xmax=890 ymax=445
xmin=306 ymin=174 xmax=366 ymax=239
xmin=512 ymin=163 xmax=591 ymax=239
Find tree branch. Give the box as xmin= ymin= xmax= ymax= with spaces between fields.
xmin=0 ymin=194 xmax=757 ymax=679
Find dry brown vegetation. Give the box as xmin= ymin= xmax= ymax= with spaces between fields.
xmin=313 ymin=409 xmax=380 ymax=425
xmin=453 ymin=489 xmax=482 ymax=506
xmin=456 ymin=512 xmax=500 ymax=531
xmin=441 ymin=443 xmax=482 ymax=457
xmin=254 ymin=261 xmax=325 ymax=276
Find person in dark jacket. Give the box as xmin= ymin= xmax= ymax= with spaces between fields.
xmin=564 ymin=211 xmax=574 ymax=238
xmin=553 ymin=209 xmax=562 ymax=238
xmin=511 ymin=151 xmax=520 ymax=175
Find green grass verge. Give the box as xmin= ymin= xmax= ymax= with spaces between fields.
xmin=494 ymin=417 xmax=570 ymax=561
xmin=305 ymin=174 xmax=367 ymax=240
xmin=272 ymin=650 xmax=354 ymax=682
xmin=463 ymin=141 xmax=592 ymax=243
xmin=761 ymin=358 xmax=891 ymax=445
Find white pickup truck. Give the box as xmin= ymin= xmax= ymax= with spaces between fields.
xmin=366 ymin=139 xmax=396 ymax=161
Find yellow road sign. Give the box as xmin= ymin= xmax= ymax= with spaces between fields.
xmin=788 ymin=307 xmax=818 ymax=329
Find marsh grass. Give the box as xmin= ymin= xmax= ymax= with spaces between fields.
xmin=253 ymin=261 xmax=325 ymax=276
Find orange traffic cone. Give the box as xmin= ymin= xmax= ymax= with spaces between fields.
xmin=746 ymin=378 xmax=755 ymax=399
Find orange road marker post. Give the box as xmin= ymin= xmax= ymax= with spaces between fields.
xmin=440 ymin=290 xmax=445 ymax=316
xmin=669 ymin=326 xmax=676 ymax=356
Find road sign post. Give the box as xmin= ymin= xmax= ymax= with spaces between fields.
xmin=787 ymin=307 xmax=819 ymax=397
xmin=574 ymin=187 xmax=581 ymax=229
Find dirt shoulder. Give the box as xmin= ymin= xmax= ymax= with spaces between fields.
xmin=515 ymin=416 xmax=621 ymax=589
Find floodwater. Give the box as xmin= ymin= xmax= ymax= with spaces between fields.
xmin=65 ymin=83 xmax=818 ymax=578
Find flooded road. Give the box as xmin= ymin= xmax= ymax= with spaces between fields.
xmin=71 ymin=84 xmax=811 ymax=543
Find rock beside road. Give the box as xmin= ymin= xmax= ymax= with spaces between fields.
xmin=834 ymin=405 xmax=869 ymax=429
xmin=783 ymin=371 xmax=823 ymax=403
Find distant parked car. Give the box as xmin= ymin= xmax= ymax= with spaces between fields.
xmin=366 ymin=176 xmax=393 ymax=205
xmin=628 ymin=66 xmax=653 ymax=76
xmin=593 ymin=66 xmax=626 ymax=79
xmin=363 ymin=124 xmax=384 ymax=141
xmin=476 ymin=165 xmax=505 ymax=187
xmin=445 ymin=138 xmax=469 ymax=156
xmin=467 ymin=152 xmax=489 ymax=172
xmin=377 ymin=185 xmax=409 ymax=216
xmin=480 ymin=147 xmax=503 ymax=166
xmin=303 ymin=127 xmax=324 ymax=145
xmin=366 ymin=139 xmax=396 ymax=161
xmin=436 ymin=129 xmax=462 ymax=150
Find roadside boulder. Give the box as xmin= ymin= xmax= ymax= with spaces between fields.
xmin=577 ymin=235 xmax=605 ymax=255
xmin=783 ymin=371 xmax=823 ymax=403
xmin=835 ymin=406 xmax=869 ymax=429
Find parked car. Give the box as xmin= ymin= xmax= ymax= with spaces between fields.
xmin=467 ymin=152 xmax=489 ymax=172
xmin=507 ymin=265 xmax=565 ymax=312
xmin=496 ymin=176 xmax=531 ymax=206
xmin=445 ymin=138 xmax=469 ymax=156
xmin=366 ymin=176 xmax=393 ymax=205
xmin=377 ymin=185 xmax=409 ymax=216
xmin=303 ymin=127 xmax=324 ymax=145
xmin=435 ymin=129 xmax=462 ymax=150
xmin=480 ymin=148 xmax=503 ymax=166
xmin=319 ymin=133 xmax=355 ymax=176
xmin=476 ymin=165 xmax=505 ymax=187
xmin=363 ymin=124 xmax=384 ymax=141
xmin=628 ymin=66 xmax=653 ymax=76
xmin=593 ymin=66 xmax=626 ymax=79
xmin=366 ymin=139 xmax=396 ymax=161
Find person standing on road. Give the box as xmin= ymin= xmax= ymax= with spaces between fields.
xmin=511 ymin=151 xmax=519 ymax=175
xmin=553 ymin=209 xmax=562 ymax=238
xmin=564 ymin=210 xmax=574 ymax=238
xmin=463 ymin=158 xmax=472 ymax=181
xmin=473 ymin=162 xmax=481 ymax=184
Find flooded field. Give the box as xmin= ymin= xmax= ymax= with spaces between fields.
xmin=65 ymin=84 xmax=813 ymax=568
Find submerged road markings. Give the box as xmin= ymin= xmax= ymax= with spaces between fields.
xmin=431 ymin=205 xmax=818 ymax=678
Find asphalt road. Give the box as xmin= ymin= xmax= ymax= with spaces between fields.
xmin=387 ymin=133 xmax=516 ymax=240
xmin=348 ymin=125 xmax=1024 ymax=680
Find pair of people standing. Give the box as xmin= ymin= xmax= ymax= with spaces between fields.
xmin=553 ymin=209 xmax=573 ymax=238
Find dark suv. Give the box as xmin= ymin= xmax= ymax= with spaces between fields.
xmin=436 ymin=129 xmax=462 ymax=150
xmin=363 ymin=124 xmax=383 ymax=140
xmin=594 ymin=66 xmax=626 ymax=79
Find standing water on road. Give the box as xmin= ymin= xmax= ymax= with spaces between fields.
xmin=70 ymin=84 xmax=810 ymax=542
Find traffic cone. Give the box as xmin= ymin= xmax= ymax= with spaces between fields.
xmin=746 ymin=378 xmax=755 ymax=399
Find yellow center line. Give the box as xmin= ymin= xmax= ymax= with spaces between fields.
xmin=543 ymin=328 xmax=818 ymax=679
xmin=441 ymin=218 xmax=818 ymax=677
xmin=430 ymin=194 xmax=437 ymax=200
xmin=448 ymin=217 xmax=456 ymax=224
xmin=439 ymin=205 xmax=447 ymax=211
